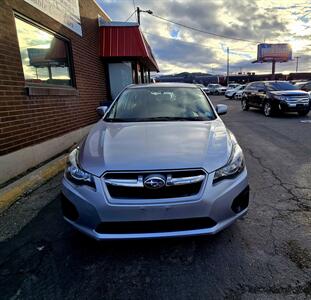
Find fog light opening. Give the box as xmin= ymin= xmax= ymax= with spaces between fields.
xmin=61 ymin=194 xmax=79 ymax=221
xmin=231 ymin=186 xmax=249 ymax=213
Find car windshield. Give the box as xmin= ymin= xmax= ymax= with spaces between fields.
xmin=105 ymin=87 xmax=216 ymax=122
xmin=266 ymin=82 xmax=298 ymax=91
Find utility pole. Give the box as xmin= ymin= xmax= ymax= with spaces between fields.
xmin=271 ymin=59 xmax=276 ymax=80
xmin=295 ymin=56 xmax=300 ymax=73
xmin=227 ymin=47 xmax=229 ymax=86
xmin=137 ymin=7 xmax=141 ymax=25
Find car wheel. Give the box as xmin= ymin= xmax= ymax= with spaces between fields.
xmin=241 ymin=99 xmax=249 ymax=111
xmin=263 ymin=102 xmax=273 ymax=117
xmin=298 ymin=110 xmax=310 ymax=116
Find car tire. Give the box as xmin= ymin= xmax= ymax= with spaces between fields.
xmin=298 ymin=109 xmax=310 ymax=116
xmin=263 ymin=102 xmax=273 ymax=117
xmin=241 ymin=99 xmax=249 ymax=111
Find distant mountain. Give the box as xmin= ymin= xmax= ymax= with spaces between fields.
xmin=161 ymin=72 xmax=213 ymax=77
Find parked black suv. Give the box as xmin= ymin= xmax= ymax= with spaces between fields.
xmin=242 ymin=81 xmax=310 ymax=117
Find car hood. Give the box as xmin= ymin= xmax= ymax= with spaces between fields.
xmin=270 ymin=90 xmax=309 ymax=97
xmin=78 ymin=119 xmax=233 ymax=177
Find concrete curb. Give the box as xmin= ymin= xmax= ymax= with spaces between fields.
xmin=0 ymin=154 xmax=67 ymax=214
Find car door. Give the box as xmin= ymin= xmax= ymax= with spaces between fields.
xmin=244 ymin=83 xmax=256 ymax=105
xmin=254 ymin=82 xmax=266 ymax=108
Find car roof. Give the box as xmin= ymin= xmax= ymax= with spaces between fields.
xmin=247 ymin=81 xmax=292 ymax=85
xmin=127 ymin=82 xmax=198 ymax=89
xmin=295 ymin=81 xmax=308 ymax=85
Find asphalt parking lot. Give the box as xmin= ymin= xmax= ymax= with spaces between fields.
xmin=0 ymin=95 xmax=310 ymax=299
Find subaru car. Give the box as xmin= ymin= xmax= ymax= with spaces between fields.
xmin=61 ymin=83 xmax=249 ymax=240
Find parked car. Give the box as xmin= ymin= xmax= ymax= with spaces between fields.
xmin=225 ymin=84 xmax=245 ymax=99
xmin=202 ymin=87 xmax=210 ymax=94
xmin=216 ymin=85 xmax=228 ymax=95
xmin=62 ymin=83 xmax=249 ymax=240
xmin=242 ymin=81 xmax=310 ymax=117
xmin=234 ymin=85 xmax=246 ymax=100
xmin=196 ymin=83 xmax=210 ymax=94
xmin=227 ymin=83 xmax=240 ymax=90
xmin=207 ymin=83 xmax=222 ymax=95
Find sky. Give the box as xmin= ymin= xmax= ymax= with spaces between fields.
xmin=96 ymin=0 xmax=311 ymax=75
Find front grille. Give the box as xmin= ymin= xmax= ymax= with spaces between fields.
xmin=286 ymin=95 xmax=310 ymax=105
xmin=95 ymin=217 xmax=217 ymax=234
xmin=103 ymin=169 xmax=206 ymax=199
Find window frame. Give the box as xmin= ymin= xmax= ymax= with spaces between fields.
xmin=13 ymin=12 xmax=76 ymax=89
xmin=246 ymin=82 xmax=256 ymax=91
xmin=256 ymin=82 xmax=266 ymax=91
xmin=303 ymin=82 xmax=311 ymax=91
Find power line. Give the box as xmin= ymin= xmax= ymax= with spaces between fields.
xmin=132 ymin=0 xmax=136 ymax=12
xmin=132 ymin=0 xmax=136 ymax=20
xmin=125 ymin=10 xmax=136 ymax=22
xmin=142 ymin=31 xmax=256 ymax=54
xmin=150 ymin=13 xmax=262 ymax=44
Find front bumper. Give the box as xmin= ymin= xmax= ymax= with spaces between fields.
xmin=61 ymin=169 xmax=249 ymax=240
xmin=217 ymin=90 xmax=226 ymax=94
xmin=277 ymin=101 xmax=310 ymax=112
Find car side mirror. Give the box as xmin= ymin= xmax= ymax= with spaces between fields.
xmin=96 ymin=106 xmax=108 ymax=117
xmin=216 ymin=104 xmax=228 ymax=115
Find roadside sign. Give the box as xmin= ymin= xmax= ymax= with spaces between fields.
xmin=257 ymin=43 xmax=292 ymax=62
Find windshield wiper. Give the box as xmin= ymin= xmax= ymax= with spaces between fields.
xmin=105 ymin=116 xmax=214 ymax=122
xmin=105 ymin=118 xmax=141 ymax=122
xmin=140 ymin=116 xmax=212 ymax=121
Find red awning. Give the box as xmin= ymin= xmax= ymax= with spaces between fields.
xmin=99 ymin=22 xmax=159 ymax=72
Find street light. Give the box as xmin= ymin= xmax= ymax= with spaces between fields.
xmin=136 ymin=7 xmax=153 ymax=25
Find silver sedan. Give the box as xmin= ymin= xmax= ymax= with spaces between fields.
xmin=61 ymin=83 xmax=249 ymax=239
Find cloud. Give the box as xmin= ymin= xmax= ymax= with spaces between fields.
xmin=97 ymin=0 xmax=311 ymax=75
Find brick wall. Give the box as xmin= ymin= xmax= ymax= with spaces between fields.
xmin=0 ymin=0 xmax=109 ymax=156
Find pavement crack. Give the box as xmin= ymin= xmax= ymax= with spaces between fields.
xmin=244 ymin=147 xmax=310 ymax=213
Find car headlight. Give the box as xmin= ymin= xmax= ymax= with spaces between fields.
xmin=65 ymin=148 xmax=95 ymax=187
xmin=274 ymin=95 xmax=287 ymax=101
xmin=213 ymin=143 xmax=245 ymax=184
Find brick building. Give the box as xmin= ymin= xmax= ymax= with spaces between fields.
xmin=0 ymin=0 xmax=158 ymax=184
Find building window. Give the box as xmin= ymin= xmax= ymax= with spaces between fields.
xmin=15 ymin=16 xmax=73 ymax=87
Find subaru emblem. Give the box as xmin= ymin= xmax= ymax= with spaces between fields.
xmin=144 ymin=174 xmax=166 ymax=189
